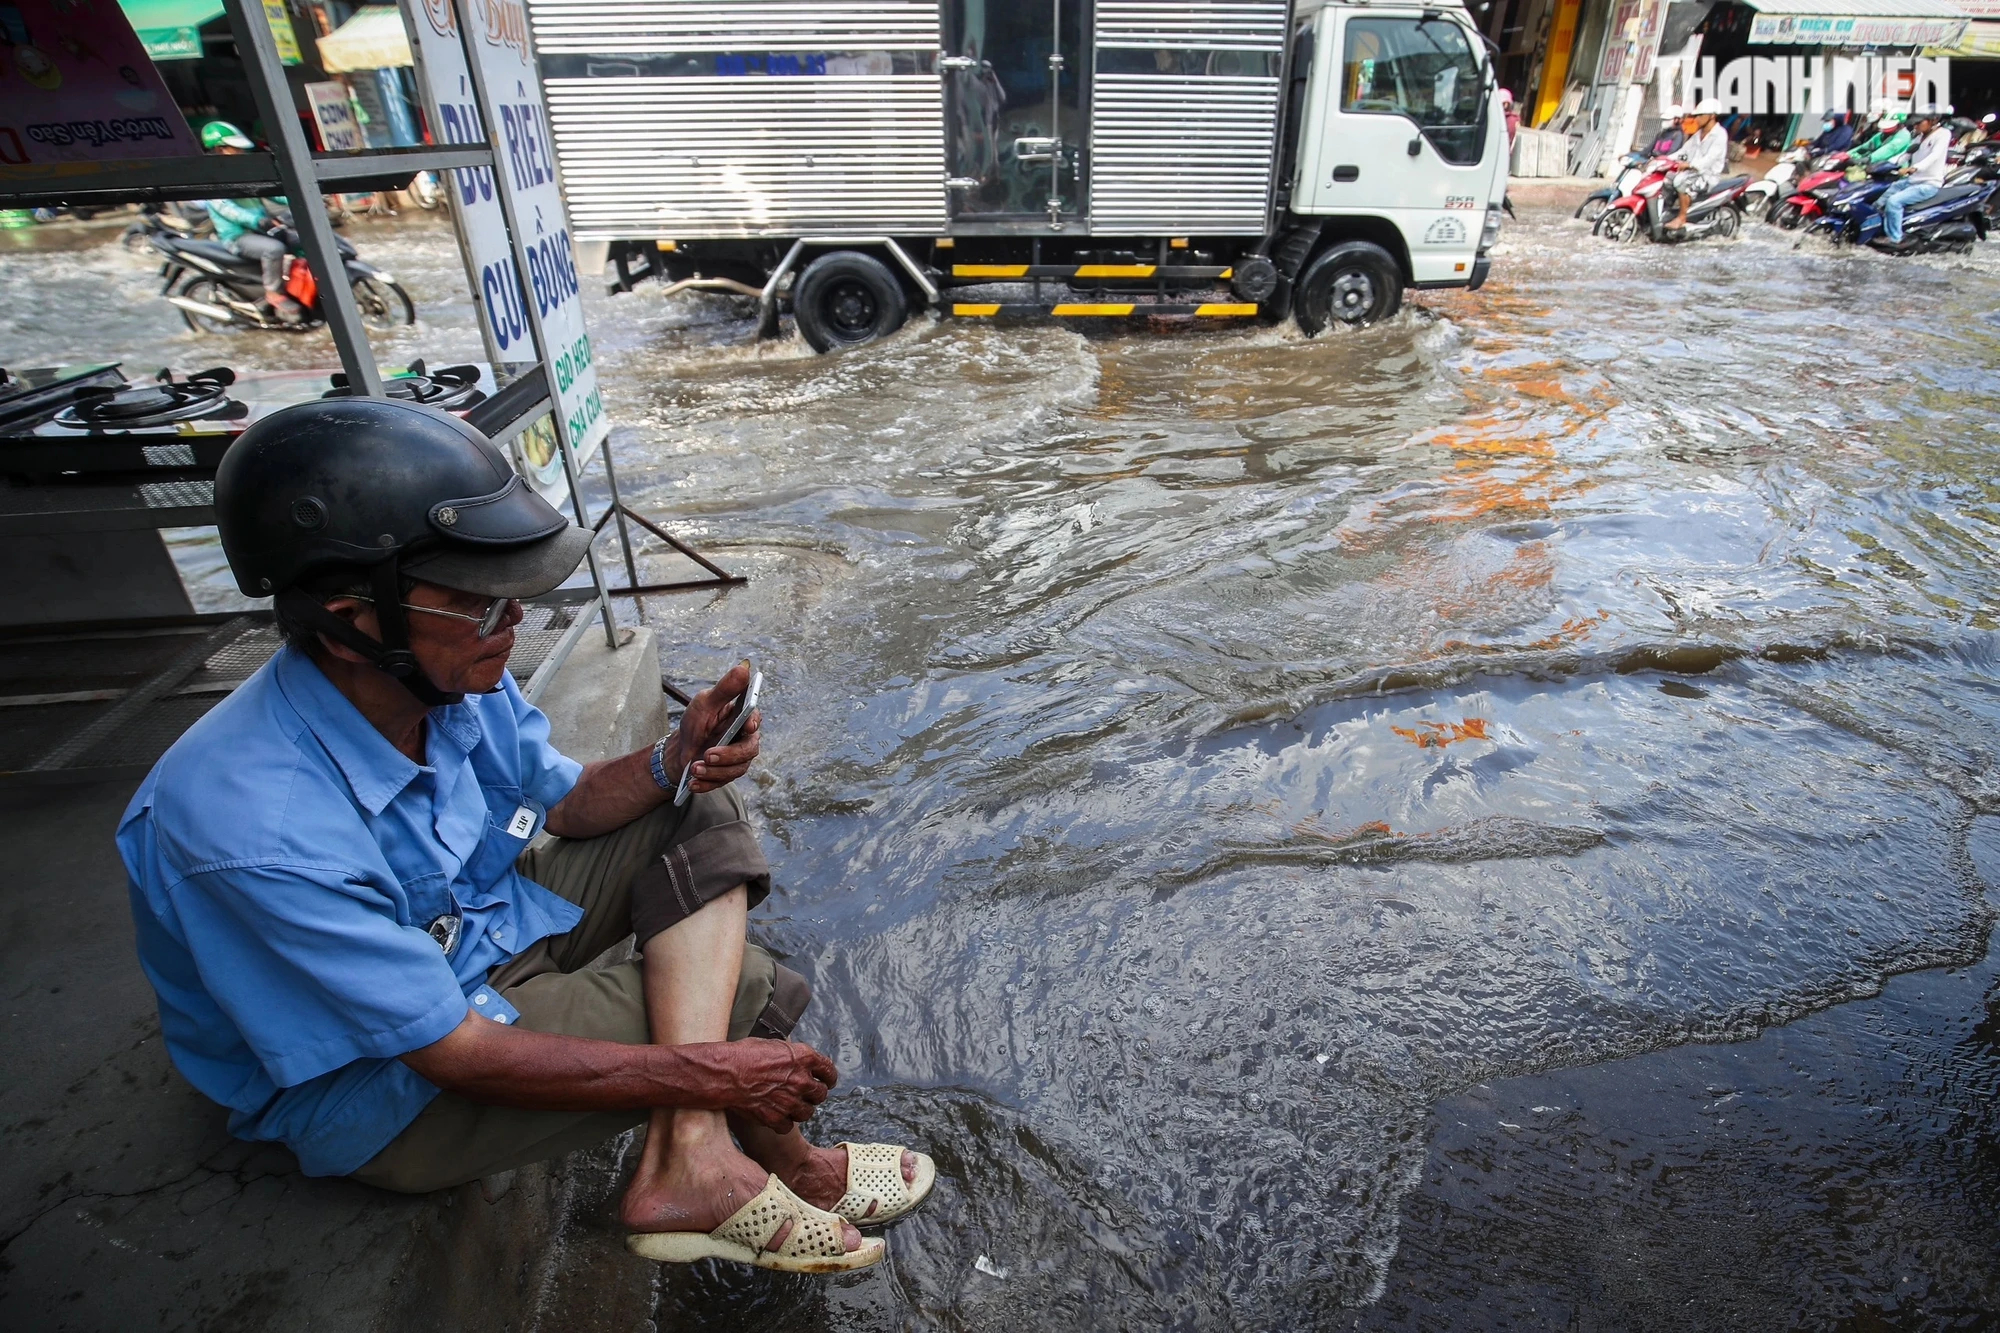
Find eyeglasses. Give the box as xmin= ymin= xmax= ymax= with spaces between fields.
xmin=348 ymin=593 xmax=513 ymax=638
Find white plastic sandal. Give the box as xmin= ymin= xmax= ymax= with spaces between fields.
xmin=833 ymin=1141 xmax=937 ymax=1227
xmin=625 ymin=1173 xmax=886 ymax=1272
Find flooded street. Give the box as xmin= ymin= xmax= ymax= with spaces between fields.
xmin=6 ymin=202 xmax=1999 ymax=1327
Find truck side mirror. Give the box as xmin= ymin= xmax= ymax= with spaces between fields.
xmin=1408 ymin=136 xmax=1423 ymax=157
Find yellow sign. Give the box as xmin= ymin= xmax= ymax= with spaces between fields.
xmin=262 ymin=0 xmax=301 ymax=64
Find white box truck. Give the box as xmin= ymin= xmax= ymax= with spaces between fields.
xmin=527 ymin=0 xmax=1509 ymax=351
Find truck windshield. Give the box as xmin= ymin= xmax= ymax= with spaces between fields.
xmin=1341 ymin=17 xmax=1486 ymax=166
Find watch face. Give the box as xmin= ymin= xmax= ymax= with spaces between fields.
xmin=428 ymin=913 xmax=464 ymax=955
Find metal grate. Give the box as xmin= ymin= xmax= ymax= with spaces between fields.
xmin=1095 ymin=0 xmax=1289 ymax=50
xmin=527 ymin=0 xmax=940 ymax=54
xmin=544 ymin=76 xmax=947 ymax=239
xmin=1088 ymin=74 xmax=1284 ymax=232
xmin=139 ymin=480 xmax=216 ymax=509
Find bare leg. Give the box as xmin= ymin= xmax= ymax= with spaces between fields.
xmin=617 ymin=884 xmax=862 ymax=1252
xmin=731 ymin=1117 xmax=917 ymax=1220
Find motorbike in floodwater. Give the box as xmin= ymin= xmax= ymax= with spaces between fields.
xmin=121 ymin=201 xmax=211 ymax=252
xmin=1771 ymin=153 xmax=1853 ymax=230
xmin=1599 ymin=162 xmax=1751 ymax=243
xmin=1745 ymin=145 xmax=1812 ymax=220
xmin=1859 ymin=173 xmax=2000 ymax=254
xmin=147 ymin=225 xmax=415 ymax=334
xmin=1593 ymin=158 xmax=1672 ymax=239
xmin=1575 ymin=152 xmax=1648 ymax=225
xmin=1803 ymin=169 xmax=1901 ymax=246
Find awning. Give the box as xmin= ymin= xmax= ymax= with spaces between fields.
xmin=1742 ymin=0 xmax=1971 ymax=46
xmin=1927 ymin=16 xmax=2000 ymax=50
xmin=118 ymin=0 xmax=225 ymax=60
xmin=317 ymin=6 xmax=412 ymax=73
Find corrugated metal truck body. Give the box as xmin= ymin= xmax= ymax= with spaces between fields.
xmin=527 ymin=0 xmax=1509 ymax=350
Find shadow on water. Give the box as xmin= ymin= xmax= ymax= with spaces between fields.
xmin=6 ymin=205 xmax=2000 ymax=1328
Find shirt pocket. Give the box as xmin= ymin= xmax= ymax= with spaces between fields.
xmin=401 ymin=871 xmax=454 ymax=929
xmin=459 ymin=793 xmax=546 ymax=892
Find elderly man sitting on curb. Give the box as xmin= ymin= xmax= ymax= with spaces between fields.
xmin=118 ymin=399 xmax=931 ymax=1272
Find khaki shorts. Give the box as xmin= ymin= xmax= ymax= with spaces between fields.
xmin=351 ymin=789 xmax=808 ymax=1193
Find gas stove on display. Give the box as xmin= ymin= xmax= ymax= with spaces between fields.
xmin=0 ymin=361 xmax=494 ymax=481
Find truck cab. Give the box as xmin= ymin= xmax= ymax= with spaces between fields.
xmin=1289 ymin=0 xmax=1508 ymax=299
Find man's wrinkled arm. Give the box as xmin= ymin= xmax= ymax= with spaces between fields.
xmin=400 ymin=1012 xmax=836 ymax=1128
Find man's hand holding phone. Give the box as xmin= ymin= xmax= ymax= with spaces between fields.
xmin=669 ymin=660 xmax=763 ymax=804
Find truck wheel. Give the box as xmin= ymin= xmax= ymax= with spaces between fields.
xmin=1293 ymin=242 xmax=1402 ymax=335
xmin=792 ymin=250 xmax=908 ymax=353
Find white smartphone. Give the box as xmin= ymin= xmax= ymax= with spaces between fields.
xmin=673 ymin=667 xmax=762 ymax=808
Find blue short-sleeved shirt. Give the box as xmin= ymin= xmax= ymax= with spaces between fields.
xmin=117 ymin=645 xmax=586 ymax=1177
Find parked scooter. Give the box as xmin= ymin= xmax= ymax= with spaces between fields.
xmin=148 ymin=225 xmax=415 ymax=333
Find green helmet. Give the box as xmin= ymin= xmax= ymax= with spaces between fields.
xmin=200 ymin=120 xmax=255 ymax=151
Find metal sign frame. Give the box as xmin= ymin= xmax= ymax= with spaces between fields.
xmin=0 ymin=0 xmax=623 ymax=670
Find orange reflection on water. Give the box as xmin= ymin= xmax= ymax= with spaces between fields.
xmin=1390 ymin=717 xmax=1490 ymax=748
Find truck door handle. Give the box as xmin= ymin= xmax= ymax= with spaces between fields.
xmin=1332 ymin=165 xmax=1359 ymax=182
xmin=1014 ymin=137 xmax=1057 ymax=163
xmin=939 ymin=54 xmax=975 ymax=70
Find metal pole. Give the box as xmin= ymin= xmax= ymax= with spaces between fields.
xmin=599 ymin=439 xmax=640 ymax=590
xmin=396 ymin=2 xmax=513 ymax=378
xmin=451 ymin=5 xmax=617 ymax=649
xmin=221 ymin=0 xmax=384 ymax=397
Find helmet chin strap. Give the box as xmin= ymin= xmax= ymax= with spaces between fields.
xmin=275 ymin=558 xmax=465 ymax=707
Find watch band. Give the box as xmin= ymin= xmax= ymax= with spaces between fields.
xmin=648 ymin=733 xmax=677 ymax=792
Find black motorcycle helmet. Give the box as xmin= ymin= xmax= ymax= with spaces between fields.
xmin=215 ymin=397 xmax=591 ymax=704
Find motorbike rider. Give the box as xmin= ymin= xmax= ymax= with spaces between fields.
xmin=1665 ymin=99 xmax=1728 ymax=230
xmin=1802 ymin=111 xmax=1853 ymax=156
xmin=197 ymin=121 xmax=303 ymax=324
xmin=1877 ymin=104 xmax=1953 ymax=249
xmin=1852 ymin=106 xmax=1912 ymax=169
xmin=1651 ymin=104 xmax=1687 ymax=156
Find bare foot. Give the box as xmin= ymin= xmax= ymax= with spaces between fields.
xmin=777 ymin=1144 xmax=918 ymax=1220
xmin=621 ymin=1141 xmax=865 ymax=1252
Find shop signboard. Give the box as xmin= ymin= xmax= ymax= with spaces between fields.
xmin=1748 ymin=12 xmax=1968 ymax=45
xmin=305 ymin=81 xmax=366 ymax=152
xmin=404 ymin=0 xmax=603 ymax=496
xmin=0 ymin=0 xmax=199 ymax=164
xmin=460 ymin=0 xmax=607 ymax=463
xmin=261 ymin=0 xmax=302 ymax=62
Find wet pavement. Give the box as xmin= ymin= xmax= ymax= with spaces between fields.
xmin=3 ymin=201 xmax=1998 ymax=1329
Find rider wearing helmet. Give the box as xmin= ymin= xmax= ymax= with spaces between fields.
xmin=1651 ymin=103 xmax=1687 ymax=156
xmin=1666 ymin=98 xmax=1728 ymax=229
xmin=116 ymin=399 xmax=924 ymax=1270
xmin=1853 ymin=106 xmax=1913 ymax=167
xmin=1804 ymin=111 xmax=1853 ymax=156
xmin=197 ymin=121 xmax=303 ymax=324
xmin=1877 ymin=104 xmax=1954 ymax=249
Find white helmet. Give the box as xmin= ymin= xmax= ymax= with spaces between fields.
xmin=1693 ymin=98 xmax=1723 ymax=116
xmin=1663 ymin=102 xmax=1684 ymax=118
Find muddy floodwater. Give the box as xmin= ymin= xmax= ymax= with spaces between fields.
xmin=6 ymin=204 xmax=1999 ymax=1329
